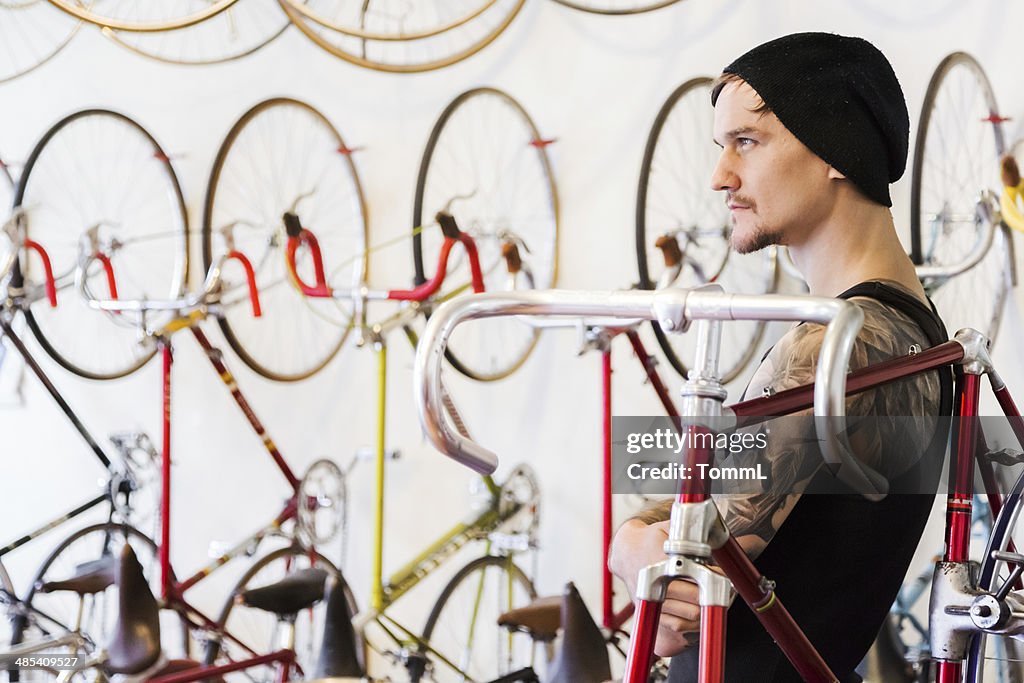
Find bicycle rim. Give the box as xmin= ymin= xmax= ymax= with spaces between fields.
xmin=11 ymin=523 xmax=188 ymax=675
xmin=420 ymin=555 xmax=542 ymax=682
xmin=203 ymin=97 xmax=366 ymax=382
xmin=279 ymin=0 xmax=525 ymax=73
xmin=279 ymin=0 xmax=500 ymax=40
xmin=910 ymin=52 xmax=1008 ymax=348
xmin=46 ymin=0 xmax=240 ymax=32
xmin=550 ymin=0 xmax=682 ymax=14
xmin=1 ymin=151 xmax=12 ymax=210
xmin=412 ymin=87 xmax=558 ymax=382
xmin=16 ymin=109 xmax=189 ymax=380
xmin=101 ymin=0 xmax=289 ymax=65
xmin=0 ymin=1 xmax=79 ymax=84
xmin=966 ymin=468 xmax=1024 ymax=683
xmin=203 ymin=545 xmax=349 ymax=681
xmin=636 ymin=77 xmax=777 ymax=384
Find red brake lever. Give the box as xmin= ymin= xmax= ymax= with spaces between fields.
xmin=225 ymin=250 xmax=261 ymax=317
xmin=283 ymin=212 xmax=332 ymax=298
xmin=458 ymin=232 xmax=485 ymax=294
xmin=22 ymin=239 xmax=57 ymax=307
xmin=388 ymin=212 xmax=484 ymax=301
xmin=92 ymin=252 xmax=119 ymax=300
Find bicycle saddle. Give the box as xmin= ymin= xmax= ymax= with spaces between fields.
xmin=546 ymin=582 xmax=611 ymax=683
xmin=37 ymin=556 xmax=116 ymax=596
xmin=498 ymin=595 xmax=562 ymax=641
xmin=106 ymin=544 xmax=161 ymax=675
xmin=313 ymin=574 xmax=366 ymax=678
xmin=238 ymin=567 xmax=328 ymax=616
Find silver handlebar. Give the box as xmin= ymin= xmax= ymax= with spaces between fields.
xmin=414 ymin=288 xmax=865 ymax=485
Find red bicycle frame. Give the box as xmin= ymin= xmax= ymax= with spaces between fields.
xmin=623 ymin=334 xmax=1021 ymax=682
xmin=90 ymin=248 xmax=321 ymax=671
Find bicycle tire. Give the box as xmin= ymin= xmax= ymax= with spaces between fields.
xmin=45 ymin=0 xmax=241 ymax=32
xmin=0 ymin=1 xmax=79 ymax=84
xmin=0 ymin=559 xmax=16 ymax=655
xmin=101 ymin=0 xmax=289 ymax=66
xmin=636 ymin=78 xmax=777 ymax=384
xmin=278 ymin=0 xmax=525 ymax=74
xmin=419 ymin=554 xmax=541 ymax=683
xmin=965 ymin=468 xmax=1024 ymax=683
xmin=14 ymin=109 xmax=189 ymax=380
xmin=909 ymin=52 xmax=1010 ymax=348
xmin=278 ymin=0 xmax=500 ymax=41
xmin=203 ymin=545 xmax=355 ymax=680
xmin=412 ymin=87 xmax=558 ymax=382
xmin=1 ymin=151 xmax=12 ymax=209
xmin=550 ymin=0 xmax=682 ymax=14
xmin=10 ymin=522 xmax=188 ymax=673
xmin=203 ymin=97 xmax=367 ymax=382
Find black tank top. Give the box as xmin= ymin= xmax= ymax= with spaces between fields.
xmin=669 ymin=281 xmax=953 ymax=683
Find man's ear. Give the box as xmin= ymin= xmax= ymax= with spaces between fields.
xmin=827 ymin=165 xmax=847 ymax=180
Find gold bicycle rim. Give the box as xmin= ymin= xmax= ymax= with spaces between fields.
xmin=46 ymin=0 xmax=240 ymax=32
xmin=278 ymin=0 xmax=525 ymax=73
xmin=280 ymin=0 xmax=500 ymax=41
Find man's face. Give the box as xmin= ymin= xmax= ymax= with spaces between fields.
xmin=711 ymin=80 xmax=835 ymax=253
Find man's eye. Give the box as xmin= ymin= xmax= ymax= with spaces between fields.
xmin=737 ymin=137 xmax=755 ymax=147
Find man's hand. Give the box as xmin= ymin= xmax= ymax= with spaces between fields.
xmin=608 ymin=519 xmax=701 ymax=657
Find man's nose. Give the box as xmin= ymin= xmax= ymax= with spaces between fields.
xmin=710 ymin=150 xmax=738 ymax=192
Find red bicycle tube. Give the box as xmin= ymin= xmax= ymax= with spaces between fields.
xmin=945 ymin=372 xmax=980 ymax=562
xmin=160 ymin=344 xmax=173 ymax=601
xmin=602 ymin=349 xmax=614 ymax=629
xmin=388 ymin=238 xmax=457 ymax=301
xmin=458 ymin=232 xmax=486 ymax=293
xmin=711 ymin=537 xmax=837 ymax=682
xmin=680 ymin=425 xmax=713 ymax=503
xmin=285 ymin=229 xmax=331 ymax=298
xmin=936 ymin=660 xmax=962 ymax=683
xmin=22 ymin=239 xmax=57 ymax=307
xmin=226 ymin=249 xmax=262 ymax=317
xmin=700 ymin=605 xmax=727 ymax=683
xmin=623 ymin=598 xmax=662 ymax=683
xmin=92 ymin=252 xmax=119 ymax=300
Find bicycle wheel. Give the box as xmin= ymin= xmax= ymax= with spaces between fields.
xmin=1 ymin=151 xmax=12 ymax=211
xmin=419 ymin=554 xmax=541 ymax=683
xmin=636 ymin=78 xmax=778 ymax=384
xmin=965 ymin=468 xmax=1024 ymax=683
xmin=279 ymin=0 xmax=525 ymax=73
xmin=46 ymin=0 xmax=240 ymax=31
xmin=102 ymin=0 xmax=289 ymax=65
xmin=280 ymin=0 xmax=499 ymax=39
xmin=203 ymin=98 xmax=366 ymax=382
xmin=551 ymin=0 xmax=682 ymax=14
xmin=412 ymin=87 xmax=558 ymax=381
xmin=0 ymin=560 xmax=15 ymax=650
xmin=910 ymin=52 xmax=1010 ymax=347
xmin=0 ymin=0 xmax=79 ymax=84
xmin=14 ymin=109 xmax=189 ymax=380
xmin=203 ymin=545 xmax=353 ymax=680
xmin=10 ymin=523 xmax=187 ymax=675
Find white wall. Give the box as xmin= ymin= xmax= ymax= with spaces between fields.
xmin=2 ymin=0 xmax=1024 ymax=673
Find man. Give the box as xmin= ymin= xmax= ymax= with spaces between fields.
xmin=609 ymin=33 xmax=951 ymax=682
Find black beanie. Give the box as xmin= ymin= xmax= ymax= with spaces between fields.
xmin=711 ymin=32 xmax=909 ymax=207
